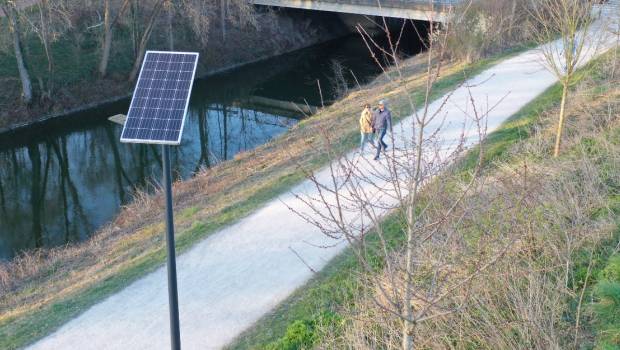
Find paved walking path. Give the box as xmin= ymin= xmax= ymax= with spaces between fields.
xmin=28 ymin=4 xmax=619 ymax=349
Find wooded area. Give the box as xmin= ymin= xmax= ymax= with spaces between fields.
xmin=0 ymin=0 xmax=254 ymax=103
xmin=0 ymin=0 xmax=342 ymax=131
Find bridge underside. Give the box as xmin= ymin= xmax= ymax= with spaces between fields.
xmin=252 ymin=0 xmax=451 ymax=22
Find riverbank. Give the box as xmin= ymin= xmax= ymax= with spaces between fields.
xmin=0 ymin=9 xmax=350 ymax=133
xmin=0 ymin=45 xmax=516 ymax=348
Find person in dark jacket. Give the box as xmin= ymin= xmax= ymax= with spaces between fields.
xmin=372 ymin=100 xmax=392 ymax=160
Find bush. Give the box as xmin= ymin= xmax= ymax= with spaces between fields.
xmin=263 ymin=320 xmax=317 ymax=350
xmin=593 ymin=255 xmax=620 ymax=349
xmin=599 ymin=255 xmax=620 ymax=282
xmin=445 ymin=0 xmax=535 ymax=62
xmin=263 ymin=311 xmax=342 ymax=350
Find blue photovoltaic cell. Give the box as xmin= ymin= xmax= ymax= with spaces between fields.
xmin=120 ymin=51 xmax=199 ymax=145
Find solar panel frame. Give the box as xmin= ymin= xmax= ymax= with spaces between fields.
xmin=120 ymin=50 xmax=199 ymax=146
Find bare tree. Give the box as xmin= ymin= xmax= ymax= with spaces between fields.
xmin=99 ymin=0 xmax=130 ymax=77
xmin=180 ymin=0 xmax=214 ymax=48
xmin=19 ymin=0 xmax=73 ymax=98
xmin=127 ymin=0 xmax=256 ymax=82
xmin=1 ymin=0 xmax=32 ymax=104
xmin=181 ymin=0 xmax=256 ymax=48
xmin=529 ymin=0 xmax=596 ymax=157
xmin=328 ymin=59 xmax=349 ymax=99
xmin=128 ymin=0 xmax=165 ymax=82
xmin=287 ymin=7 xmax=513 ymax=350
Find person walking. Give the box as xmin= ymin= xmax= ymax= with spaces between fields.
xmin=359 ymin=103 xmax=374 ymax=152
xmin=372 ymin=100 xmax=392 ymax=160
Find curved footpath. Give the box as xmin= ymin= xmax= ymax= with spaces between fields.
xmin=28 ymin=5 xmax=619 ymax=350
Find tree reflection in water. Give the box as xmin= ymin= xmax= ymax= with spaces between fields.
xmin=0 ymin=103 xmax=296 ymax=260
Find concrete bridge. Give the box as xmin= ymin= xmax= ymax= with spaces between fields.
xmin=251 ymin=0 xmax=461 ymax=22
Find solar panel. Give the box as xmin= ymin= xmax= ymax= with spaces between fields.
xmin=120 ymin=51 xmax=199 ymax=145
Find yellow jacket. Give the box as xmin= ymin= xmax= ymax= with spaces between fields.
xmin=359 ymin=108 xmax=373 ymax=133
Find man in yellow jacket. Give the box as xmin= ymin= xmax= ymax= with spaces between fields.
xmin=359 ymin=103 xmax=375 ymax=152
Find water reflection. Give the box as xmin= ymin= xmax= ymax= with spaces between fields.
xmin=0 ymin=103 xmax=295 ymax=260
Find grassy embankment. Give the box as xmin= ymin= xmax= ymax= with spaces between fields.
xmin=229 ymin=50 xmax=620 ymax=349
xmin=0 ymin=44 xmax=529 ymax=349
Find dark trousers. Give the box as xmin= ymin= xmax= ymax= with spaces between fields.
xmin=375 ymin=127 xmax=387 ymax=159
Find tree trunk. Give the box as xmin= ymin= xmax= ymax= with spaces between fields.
xmin=221 ymin=0 xmax=226 ymax=41
xmin=39 ymin=0 xmax=53 ymax=96
xmin=99 ymin=0 xmax=130 ymax=77
xmin=167 ymin=0 xmax=174 ymax=50
xmin=402 ymin=206 xmax=416 ymax=350
xmin=553 ymin=83 xmax=569 ymax=157
xmin=131 ymin=0 xmax=138 ymax=58
xmin=508 ymin=0 xmax=518 ymax=39
xmin=99 ymin=0 xmax=112 ymax=77
xmin=402 ymin=320 xmax=414 ymax=350
xmin=128 ymin=0 xmax=164 ymax=82
xmin=2 ymin=2 xmax=33 ymax=104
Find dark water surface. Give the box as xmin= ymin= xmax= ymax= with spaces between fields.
xmin=0 ymin=27 xmax=426 ymax=260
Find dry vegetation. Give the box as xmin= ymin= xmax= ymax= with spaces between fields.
xmin=0 ymin=52 xmax=477 ymax=348
xmin=446 ymin=0 xmax=537 ymax=62
xmin=318 ymin=52 xmax=620 ymax=350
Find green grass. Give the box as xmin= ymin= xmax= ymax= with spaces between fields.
xmin=0 ymin=44 xmax=532 ymax=350
xmin=228 ymin=48 xmax=618 ymax=350
xmin=567 ymin=132 xmax=620 ymax=350
xmin=568 ymin=206 xmax=620 ymax=350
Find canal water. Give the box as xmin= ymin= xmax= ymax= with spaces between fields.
xmin=0 ymin=25 xmax=426 ymax=260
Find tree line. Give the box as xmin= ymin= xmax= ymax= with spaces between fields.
xmin=0 ymin=0 xmax=254 ymax=106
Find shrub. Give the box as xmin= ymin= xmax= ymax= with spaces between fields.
xmin=263 ymin=320 xmax=317 ymax=350
xmin=445 ymin=0 xmax=536 ymax=62
xmin=593 ymin=255 xmax=620 ymax=349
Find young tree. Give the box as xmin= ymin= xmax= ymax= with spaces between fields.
xmin=1 ymin=0 xmax=32 ymax=104
xmin=529 ymin=0 xmax=595 ymax=157
xmin=288 ymin=6 xmax=510 ymax=350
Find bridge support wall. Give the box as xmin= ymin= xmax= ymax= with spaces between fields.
xmin=252 ymin=0 xmax=450 ymax=22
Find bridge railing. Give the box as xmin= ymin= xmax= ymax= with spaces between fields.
xmin=306 ymin=0 xmax=463 ymax=11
